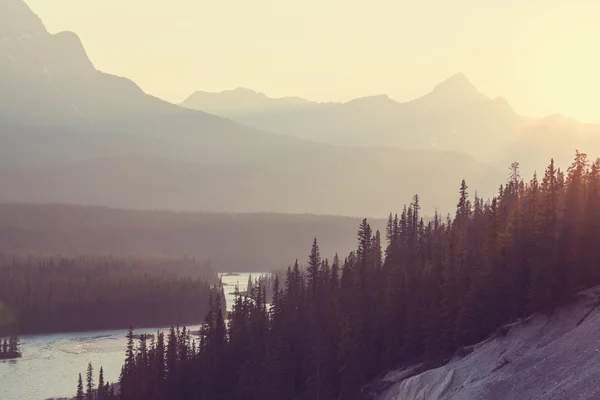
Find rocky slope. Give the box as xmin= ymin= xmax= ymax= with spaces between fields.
xmin=374 ymin=287 xmax=600 ymax=400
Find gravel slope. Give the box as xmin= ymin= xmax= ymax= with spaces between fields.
xmin=376 ymin=287 xmax=600 ymax=400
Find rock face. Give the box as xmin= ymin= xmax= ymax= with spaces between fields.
xmin=375 ymin=287 xmax=600 ymax=400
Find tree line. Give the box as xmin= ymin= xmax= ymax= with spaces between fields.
xmin=243 ymin=270 xmax=285 ymax=303
xmin=75 ymin=362 xmax=117 ymax=400
xmin=0 ymin=335 xmax=21 ymax=359
xmin=0 ymin=203 xmax=383 ymax=273
xmin=0 ymin=256 xmax=220 ymax=335
xmin=87 ymin=152 xmax=600 ymax=400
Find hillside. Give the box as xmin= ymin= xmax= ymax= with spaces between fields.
xmin=0 ymin=147 xmax=501 ymax=217
xmin=374 ymin=287 xmax=600 ymax=400
xmin=0 ymin=204 xmax=386 ymax=272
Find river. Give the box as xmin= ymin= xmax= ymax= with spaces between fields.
xmin=0 ymin=272 xmax=265 ymax=400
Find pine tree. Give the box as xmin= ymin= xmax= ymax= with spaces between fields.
xmin=76 ymin=373 xmax=85 ymax=400
xmin=307 ymin=237 xmax=321 ymax=298
xmin=8 ymin=335 xmax=20 ymax=357
xmin=561 ymin=151 xmax=588 ymax=292
xmin=456 ymin=179 xmax=471 ymax=221
xmin=338 ymin=314 xmax=360 ymax=400
xmin=529 ymin=159 xmax=560 ymax=312
xmin=583 ymin=159 xmax=600 ymax=285
xmin=247 ymin=274 xmax=254 ymax=295
xmin=119 ymin=327 xmax=136 ymax=400
xmin=86 ymin=362 xmax=94 ymax=400
xmin=166 ymin=326 xmax=178 ymax=379
xmin=97 ymin=367 xmax=106 ymax=400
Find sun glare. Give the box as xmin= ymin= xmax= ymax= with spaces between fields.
xmin=514 ymin=5 xmax=600 ymax=122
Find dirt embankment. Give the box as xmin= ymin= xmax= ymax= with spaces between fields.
xmin=375 ymin=287 xmax=600 ymax=400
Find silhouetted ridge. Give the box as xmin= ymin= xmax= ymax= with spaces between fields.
xmin=429 ymin=72 xmax=488 ymax=103
xmin=0 ymin=0 xmax=47 ymax=38
xmin=346 ymin=94 xmax=397 ymax=107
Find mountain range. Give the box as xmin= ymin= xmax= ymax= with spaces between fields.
xmin=2 ymin=0 xmax=593 ymax=217
xmin=182 ymin=77 xmax=600 ymax=174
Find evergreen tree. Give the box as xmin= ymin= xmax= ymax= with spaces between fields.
xmin=529 ymin=159 xmax=560 ymax=311
xmin=76 ymin=373 xmax=85 ymax=400
xmin=307 ymin=237 xmax=321 ymax=298
xmin=8 ymin=335 xmax=20 ymax=357
xmin=86 ymin=362 xmax=94 ymax=400
xmin=247 ymin=275 xmax=254 ymax=296
xmin=97 ymin=367 xmax=106 ymax=400
xmin=119 ymin=328 xmax=136 ymax=400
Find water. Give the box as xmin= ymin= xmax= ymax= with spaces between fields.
xmin=220 ymin=271 xmax=267 ymax=309
xmin=0 ymin=272 xmax=263 ymax=400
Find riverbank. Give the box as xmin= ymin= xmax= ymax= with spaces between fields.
xmin=1 ymin=272 xmax=261 ymax=400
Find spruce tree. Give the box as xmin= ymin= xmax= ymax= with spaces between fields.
xmin=529 ymin=159 xmax=560 ymax=312
xmin=307 ymin=237 xmax=321 ymax=298
xmin=86 ymin=361 xmax=94 ymax=400
xmin=97 ymin=367 xmax=106 ymax=400
xmin=8 ymin=335 xmax=19 ymax=356
xmin=76 ymin=373 xmax=85 ymax=400
xmin=119 ymin=327 xmax=136 ymax=400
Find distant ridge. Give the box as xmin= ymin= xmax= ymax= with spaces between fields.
xmin=181 ymin=87 xmax=335 ymax=117
xmin=180 ymin=73 xmax=600 ymax=173
xmin=180 ymin=73 xmax=526 ymax=160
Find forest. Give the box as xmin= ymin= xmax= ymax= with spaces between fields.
xmin=0 ymin=256 xmax=220 ymax=335
xmin=83 ymin=152 xmax=600 ymax=400
xmin=0 ymin=335 xmax=21 ymax=360
xmin=0 ymin=204 xmax=386 ymax=272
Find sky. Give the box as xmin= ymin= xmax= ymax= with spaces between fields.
xmin=25 ymin=0 xmax=600 ymax=123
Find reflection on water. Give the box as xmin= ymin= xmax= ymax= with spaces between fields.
xmin=0 ymin=272 xmax=263 ymax=400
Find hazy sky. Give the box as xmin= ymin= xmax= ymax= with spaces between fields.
xmin=26 ymin=0 xmax=600 ymax=122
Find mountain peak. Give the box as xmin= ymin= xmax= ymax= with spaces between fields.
xmin=433 ymin=73 xmax=476 ymax=93
xmin=230 ymin=87 xmax=258 ymax=95
xmin=0 ymin=0 xmax=47 ymax=38
xmin=347 ymin=94 xmax=395 ymax=106
xmin=428 ymin=73 xmax=489 ymax=104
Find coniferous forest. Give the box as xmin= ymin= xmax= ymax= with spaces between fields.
xmin=84 ymin=152 xmax=600 ymax=400
xmin=0 ymin=256 xmax=219 ymax=335
xmin=0 ymin=335 xmax=21 ymax=360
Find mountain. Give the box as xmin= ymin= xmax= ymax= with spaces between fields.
xmin=181 ymin=75 xmax=600 ymax=174
xmin=181 ymin=87 xmax=335 ymax=117
xmin=0 ymin=0 xmax=318 ymax=167
xmin=0 ymin=0 xmax=505 ymax=216
xmin=0 ymin=0 xmax=45 ymax=39
xmin=181 ymin=73 xmax=531 ymax=161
